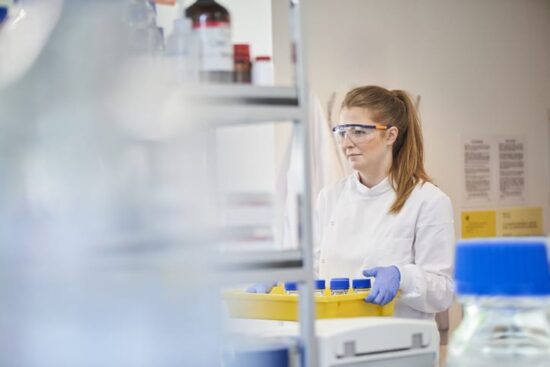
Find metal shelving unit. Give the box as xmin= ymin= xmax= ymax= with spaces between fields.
xmin=180 ymin=85 xmax=302 ymax=124
xmin=192 ymin=1 xmax=317 ymax=365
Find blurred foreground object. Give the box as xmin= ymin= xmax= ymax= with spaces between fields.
xmin=447 ymin=237 xmax=550 ymax=367
xmin=0 ymin=0 xmax=62 ymax=88
xmin=0 ymin=1 xmax=219 ymax=366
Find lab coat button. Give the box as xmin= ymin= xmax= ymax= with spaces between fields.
xmin=329 ymin=221 xmax=335 ymax=226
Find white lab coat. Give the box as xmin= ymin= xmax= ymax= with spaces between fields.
xmin=314 ymin=173 xmax=455 ymax=320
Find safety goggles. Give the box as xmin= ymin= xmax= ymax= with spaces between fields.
xmin=331 ymin=123 xmax=389 ymax=144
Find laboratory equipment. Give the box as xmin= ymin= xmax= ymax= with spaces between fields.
xmin=332 ymin=123 xmax=389 ymax=144
xmin=228 ymin=317 xmax=440 ymax=367
xmin=224 ymin=289 xmax=395 ymax=321
xmin=352 ymin=278 xmax=371 ymax=292
xmin=185 ymin=0 xmax=232 ymax=83
xmin=233 ymin=43 xmax=252 ymax=83
xmin=446 ymin=237 xmax=550 ymax=367
xmin=330 ymin=278 xmax=349 ymax=295
xmin=284 ymin=281 xmax=299 ymax=295
xmin=125 ymin=0 xmax=164 ymax=54
xmin=252 ymin=56 xmax=274 ymax=86
xmin=315 ymin=279 xmax=326 ymax=295
xmin=165 ymin=17 xmax=200 ymax=83
xmin=0 ymin=2 xmax=7 ymax=23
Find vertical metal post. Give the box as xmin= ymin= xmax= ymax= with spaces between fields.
xmin=290 ymin=0 xmax=318 ymax=366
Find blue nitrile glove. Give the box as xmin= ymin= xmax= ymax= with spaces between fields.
xmin=245 ymin=282 xmax=277 ymax=294
xmin=362 ymin=266 xmax=401 ymax=305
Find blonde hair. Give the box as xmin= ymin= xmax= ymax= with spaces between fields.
xmin=341 ymin=85 xmax=431 ymax=214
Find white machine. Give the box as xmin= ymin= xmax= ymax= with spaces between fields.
xmin=227 ymin=317 xmax=440 ymax=367
xmin=312 ymin=318 xmax=439 ymax=367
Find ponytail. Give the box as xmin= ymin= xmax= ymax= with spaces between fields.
xmin=389 ymin=90 xmax=430 ymax=214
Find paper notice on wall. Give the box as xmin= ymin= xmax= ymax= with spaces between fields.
xmin=461 ymin=210 xmax=497 ymax=238
xmin=498 ymin=137 xmax=526 ymax=203
xmin=463 ymin=137 xmax=493 ymax=203
xmin=498 ymin=207 xmax=543 ymax=236
xmin=461 ymin=207 xmax=543 ymax=238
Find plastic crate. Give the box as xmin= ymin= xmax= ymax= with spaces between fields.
xmin=223 ymin=288 xmax=396 ymax=321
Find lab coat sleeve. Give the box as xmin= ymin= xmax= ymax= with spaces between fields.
xmin=312 ymin=191 xmax=324 ymax=279
xmin=396 ymin=193 xmax=455 ymax=314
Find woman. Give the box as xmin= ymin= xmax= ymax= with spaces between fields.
xmin=316 ymin=85 xmax=454 ymax=319
xmin=249 ymin=85 xmax=455 ymax=320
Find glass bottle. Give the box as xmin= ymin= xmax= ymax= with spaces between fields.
xmin=233 ymin=44 xmax=251 ymax=83
xmin=447 ymin=237 xmax=550 ymax=367
xmin=284 ymin=281 xmax=298 ymax=295
xmin=352 ymin=278 xmax=371 ymax=293
xmin=0 ymin=3 xmax=8 ymax=24
xmin=185 ymin=0 xmax=232 ymax=83
xmin=125 ymin=0 xmax=164 ymax=55
xmin=330 ymin=278 xmax=349 ymax=296
xmin=315 ymin=279 xmax=326 ymax=296
xmin=165 ymin=18 xmax=200 ymax=83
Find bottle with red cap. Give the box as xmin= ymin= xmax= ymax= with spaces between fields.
xmin=252 ymin=55 xmax=274 ymax=86
xmin=233 ymin=44 xmax=251 ymax=84
xmin=185 ymin=0 xmax=232 ymax=83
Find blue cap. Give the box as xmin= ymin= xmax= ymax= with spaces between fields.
xmin=284 ymin=281 xmax=297 ymax=291
xmin=224 ymin=344 xmax=289 ymax=367
xmin=455 ymin=237 xmax=550 ymax=296
xmin=315 ymin=279 xmax=326 ymax=290
xmin=0 ymin=7 xmax=8 ymax=23
xmin=352 ymin=278 xmax=371 ymax=289
xmin=330 ymin=277 xmax=350 ymax=290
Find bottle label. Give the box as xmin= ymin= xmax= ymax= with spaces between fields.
xmin=193 ymin=21 xmax=232 ymax=72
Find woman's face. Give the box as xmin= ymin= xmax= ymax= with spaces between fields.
xmin=338 ymin=107 xmax=395 ymax=174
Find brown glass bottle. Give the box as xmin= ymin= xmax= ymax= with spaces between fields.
xmin=185 ymin=0 xmax=233 ymax=84
xmin=233 ymin=44 xmax=251 ymax=83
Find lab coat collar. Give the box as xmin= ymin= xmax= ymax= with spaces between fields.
xmin=352 ymin=172 xmax=393 ymax=197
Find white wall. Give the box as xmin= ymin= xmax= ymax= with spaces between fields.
xmin=289 ymin=0 xmax=550 ymax=235
xmin=214 ymin=0 xmax=277 ymax=194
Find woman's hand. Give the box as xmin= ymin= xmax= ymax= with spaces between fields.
xmin=362 ymin=266 xmax=401 ymax=305
xmin=245 ymin=282 xmax=277 ymax=294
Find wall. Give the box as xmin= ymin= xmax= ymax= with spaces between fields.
xmin=288 ymin=0 xmax=550 ymax=235
xmin=204 ymin=0 xmax=276 ymax=194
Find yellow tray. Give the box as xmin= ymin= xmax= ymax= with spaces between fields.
xmin=223 ymin=288 xmax=396 ymax=321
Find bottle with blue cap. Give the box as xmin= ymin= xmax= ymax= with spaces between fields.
xmin=446 ymin=237 xmax=550 ymax=367
xmin=315 ymin=279 xmax=326 ymax=296
xmin=330 ymin=278 xmax=350 ymax=296
xmin=0 ymin=0 xmax=16 ymax=24
xmin=284 ymin=281 xmax=298 ymax=295
xmin=352 ymin=278 xmax=371 ymax=293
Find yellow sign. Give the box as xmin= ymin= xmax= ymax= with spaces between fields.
xmin=461 ymin=210 xmax=497 ymax=238
xmin=497 ymin=207 xmax=543 ymax=236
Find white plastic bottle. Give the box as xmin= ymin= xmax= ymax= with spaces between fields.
xmin=447 ymin=237 xmax=550 ymax=367
xmin=165 ymin=18 xmax=199 ymax=83
xmin=252 ymin=56 xmax=274 ymax=86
